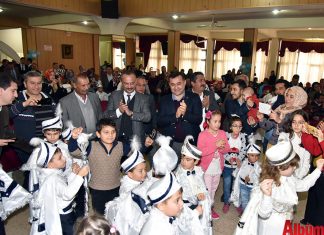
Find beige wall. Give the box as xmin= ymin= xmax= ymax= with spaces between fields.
xmin=25 ymin=28 xmax=98 ymax=74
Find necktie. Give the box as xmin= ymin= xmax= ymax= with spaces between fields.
xmin=127 ymin=94 xmax=131 ymax=105
xmin=248 ymin=162 xmax=254 ymax=166
xmin=187 ymin=170 xmax=196 ymax=176
xmin=169 ymin=216 xmax=176 ymax=224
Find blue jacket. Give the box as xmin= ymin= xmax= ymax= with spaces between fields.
xmin=157 ymin=91 xmax=202 ymax=143
xmin=9 ymin=90 xmax=56 ymax=142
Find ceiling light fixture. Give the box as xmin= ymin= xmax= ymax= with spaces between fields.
xmin=172 ymin=14 xmax=178 ymax=20
xmin=0 ymin=8 xmax=3 ymax=13
xmin=308 ymin=27 xmax=312 ymax=30
xmin=272 ymin=9 xmax=280 ymax=15
xmin=82 ymin=21 xmax=88 ymax=25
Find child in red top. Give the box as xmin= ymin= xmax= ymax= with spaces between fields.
xmin=197 ymin=110 xmax=230 ymax=220
xmin=243 ymin=87 xmax=260 ymax=124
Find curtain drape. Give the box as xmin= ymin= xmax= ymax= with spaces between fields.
xmin=112 ymin=48 xmax=125 ymax=69
xmin=255 ymin=49 xmax=268 ymax=82
xmin=213 ymin=48 xmax=242 ymax=79
xmin=179 ymin=41 xmax=206 ymax=73
xmin=278 ymin=49 xmax=299 ymax=82
xmin=278 ymin=49 xmax=324 ymax=84
xmin=146 ymin=41 xmax=168 ymax=71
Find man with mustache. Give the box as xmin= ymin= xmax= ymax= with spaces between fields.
xmin=190 ymin=72 xmax=220 ymax=130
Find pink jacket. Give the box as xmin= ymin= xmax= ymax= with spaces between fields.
xmin=197 ymin=129 xmax=230 ymax=172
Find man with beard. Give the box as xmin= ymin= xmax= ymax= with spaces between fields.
xmin=224 ymin=79 xmax=254 ymax=135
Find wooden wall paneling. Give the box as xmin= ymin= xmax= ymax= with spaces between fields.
xmin=119 ymin=0 xmax=324 ymax=17
xmin=235 ymin=0 xmax=244 ymax=8
xmin=32 ymin=28 xmax=95 ymax=73
xmin=93 ymin=35 xmax=100 ymax=75
xmin=14 ymin=0 xmax=101 ymax=16
xmin=21 ymin=28 xmax=28 ymax=57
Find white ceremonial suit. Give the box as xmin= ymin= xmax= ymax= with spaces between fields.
xmin=234 ymin=168 xmax=322 ymax=235
xmin=140 ymin=207 xmax=179 ymax=235
xmin=175 ymin=165 xmax=212 ymax=235
xmin=30 ymin=168 xmax=83 ymax=235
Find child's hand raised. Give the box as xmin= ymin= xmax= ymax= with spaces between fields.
xmin=315 ymin=158 xmax=324 ymax=171
xmin=216 ymin=139 xmax=225 ymax=149
xmin=260 ymin=179 xmax=273 ymax=196
xmin=195 ymin=205 xmax=203 ymax=216
xmin=72 ymin=162 xmax=81 ymax=174
xmin=197 ymin=193 xmax=205 ymax=201
xmin=71 ymin=127 xmax=83 ymax=139
xmin=78 ymin=165 xmax=90 ymax=177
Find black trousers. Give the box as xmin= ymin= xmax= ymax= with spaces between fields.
xmin=90 ymin=186 xmax=120 ymax=215
xmin=60 ymin=212 xmax=76 ymax=235
xmin=74 ymin=186 xmax=86 ymax=219
xmin=0 ymin=220 xmax=5 ymax=235
xmin=303 ymin=172 xmax=324 ymax=226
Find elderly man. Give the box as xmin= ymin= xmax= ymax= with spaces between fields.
xmin=104 ymin=70 xmax=151 ymax=145
xmin=157 ymin=71 xmax=202 ymax=156
xmin=60 ymin=73 xmax=102 ymax=136
xmin=190 ymin=71 xmax=219 ymax=130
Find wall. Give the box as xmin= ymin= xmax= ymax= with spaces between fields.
xmin=14 ymin=0 xmax=100 ymax=15
xmin=26 ymin=28 xmax=98 ymax=73
xmin=119 ymin=0 xmax=324 ymax=17
xmin=0 ymin=28 xmax=24 ymax=60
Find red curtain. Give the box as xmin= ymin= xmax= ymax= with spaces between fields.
xmin=279 ymin=40 xmax=324 ymax=57
xmin=139 ymin=34 xmax=206 ymax=67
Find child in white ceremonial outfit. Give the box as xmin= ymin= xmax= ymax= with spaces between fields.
xmin=175 ymin=136 xmax=212 ymax=235
xmin=235 ymin=137 xmax=324 ymax=235
xmin=230 ymin=138 xmax=261 ymax=213
xmin=140 ymin=172 xmax=183 ymax=235
xmin=105 ymin=136 xmax=147 ymax=229
xmin=106 ymin=135 xmax=179 ymax=235
xmin=28 ymin=140 xmax=89 ymax=235
xmin=119 ymin=136 xmax=147 ymax=195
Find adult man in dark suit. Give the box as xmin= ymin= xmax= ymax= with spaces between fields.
xmin=104 ymin=70 xmax=151 ymax=144
xmin=0 ymin=73 xmax=18 ymax=155
xmin=60 ymin=73 xmax=102 ymax=136
xmin=101 ymin=65 xmax=115 ymax=94
xmin=17 ymin=57 xmax=29 ymax=75
xmin=190 ymin=71 xmax=220 ymax=130
xmin=157 ymin=71 xmax=202 ymax=156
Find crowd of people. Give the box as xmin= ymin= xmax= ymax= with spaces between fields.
xmin=0 ymin=58 xmax=323 ymax=235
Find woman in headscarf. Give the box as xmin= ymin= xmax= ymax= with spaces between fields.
xmin=257 ymin=86 xmax=308 ymax=146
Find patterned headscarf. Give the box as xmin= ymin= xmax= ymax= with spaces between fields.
xmin=274 ymin=86 xmax=308 ymax=122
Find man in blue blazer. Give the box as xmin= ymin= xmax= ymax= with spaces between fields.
xmin=157 ymin=71 xmax=202 ymax=156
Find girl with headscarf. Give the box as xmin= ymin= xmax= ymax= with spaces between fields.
xmin=258 ymin=86 xmax=308 ymax=146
